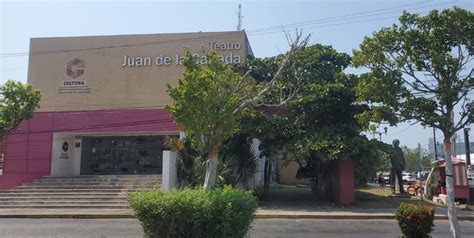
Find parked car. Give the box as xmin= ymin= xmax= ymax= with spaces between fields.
xmin=402 ymin=172 xmax=417 ymax=184
xmin=382 ymin=172 xmax=391 ymax=184
xmin=417 ymin=171 xmax=430 ymax=181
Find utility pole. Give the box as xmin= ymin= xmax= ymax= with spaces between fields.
xmin=418 ymin=143 xmax=423 ymax=171
xmin=433 ymin=127 xmax=438 ymax=160
xmin=453 ymin=134 xmax=458 ymax=158
xmin=464 ymin=128 xmax=471 ymax=167
xmin=464 ymin=127 xmax=473 ymax=206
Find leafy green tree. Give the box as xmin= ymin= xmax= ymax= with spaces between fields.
xmin=252 ymin=111 xmax=296 ymax=200
xmin=167 ymin=33 xmax=308 ymax=190
xmin=167 ymin=51 xmax=255 ymax=190
xmin=237 ymin=43 xmax=353 ymax=199
xmin=352 ymin=139 xmax=391 ymax=186
xmin=247 ymin=44 xmax=386 ymax=198
xmin=0 ymin=80 xmax=41 ymax=137
xmin=353 ymin=7 xmax=473 ymax=236
xmin=402 ymin=146 xmax=432 ymax=172
xmin=285 ymin=45 xmax=372 ymax=195
xmin=219 ymin=134 xmax=258 ymax=189
xmin=292 ymin=82 xmax=378 ymax=194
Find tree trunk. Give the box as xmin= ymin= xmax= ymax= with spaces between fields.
xmin=263 ymin=159 xmax=272 ymax=201
xmin=203 ymin=146 xmax=218 ymax=190
xmin=443 ymin=136 xmax=461 ymax=238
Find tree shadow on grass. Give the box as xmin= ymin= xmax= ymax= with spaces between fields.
xmin=256 ymin=185 xmax=342 ymax=211
xmin=255 ymin=185 xmax=432 ymax=212
xmin=354 ymin=186 xmax=433 ymax=209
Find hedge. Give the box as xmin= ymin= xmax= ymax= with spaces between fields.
xmin=395 ymin=203 xmax=435 ymax=238
xmin=128 ymin=186 xmax=257 ymax=238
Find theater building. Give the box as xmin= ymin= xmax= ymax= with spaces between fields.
xmin=0 ymin=31 xmax=253 ymax=189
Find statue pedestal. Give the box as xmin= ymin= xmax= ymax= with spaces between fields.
xmin=391 ymin=173 xmax=407 ymax=194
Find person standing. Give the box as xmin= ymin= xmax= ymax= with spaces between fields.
xmin=377 ymin=172 xmax=384 ymax=187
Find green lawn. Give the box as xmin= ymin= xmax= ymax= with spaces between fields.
xmin=355 ymin=186 xmax=433 ymax=208
xmin=256 ymin=185 xmax=433 ymax=210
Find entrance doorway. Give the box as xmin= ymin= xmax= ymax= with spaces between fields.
xmin=80 ymin=135 xmax=164 ymax=175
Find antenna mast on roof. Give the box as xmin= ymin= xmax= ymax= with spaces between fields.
xmin=237 ymin=3 xmax=243 ymax=31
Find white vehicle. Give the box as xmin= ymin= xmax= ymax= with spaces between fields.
xmin=402 ymin=172 xmax=416 ymax=184
xmin=417 ymin=171 xmax=430 ymax=181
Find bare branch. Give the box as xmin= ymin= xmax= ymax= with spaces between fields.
xmin=388 ymin=51 xmax=437 ymax=93
xmin=454 ymin=110 xmax=470 ymax=132
xmin=452 ymin=87 xmax=470 ymax=107
xmin=233 ymin=30 xmax=310 ymax=113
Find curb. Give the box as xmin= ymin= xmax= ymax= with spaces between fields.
xmin=0 ymin=214 xmax=135 ymax=219
xmin=0 ymin=213 xmax=472 ymax=221
xmin=255 ymin=214 xmax=395 ymax=219
xmin=254 ymin=214 xmax=474 ymax=221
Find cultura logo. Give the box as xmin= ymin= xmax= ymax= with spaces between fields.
xmin=62 ymin=142 xmax=69 ymax=152
xmin=66 ymin=58 xmax=85 ymax=79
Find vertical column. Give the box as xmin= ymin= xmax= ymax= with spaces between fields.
xmin=162 ymin=150 xmax=177 ymax=191
xmin=251 ymin=138 xmax=264 ymax=187
xmin=73 ymin=138 xmax=82 ymax=175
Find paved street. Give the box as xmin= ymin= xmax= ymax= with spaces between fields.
xmin=0 ymin=219 xmax=473 ymax=238
xmin=250 ymin=219 xmax=474 ymax=238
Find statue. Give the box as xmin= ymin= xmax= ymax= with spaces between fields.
xmin=389 ymin=139 xmax=406 ymax=194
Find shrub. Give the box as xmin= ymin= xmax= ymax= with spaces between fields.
xmin=128 ymin=186 xmax=257 ymax=238
xmin=395 ymin=203 xmax=435 ymax=238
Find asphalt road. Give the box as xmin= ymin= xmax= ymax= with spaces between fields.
xmin=0 ymin=219 xmax=473 ymax=238
xmin=250 ymin=219 xmax=474 ymax=238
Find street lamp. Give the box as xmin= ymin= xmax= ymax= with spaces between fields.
xmin=377 ymin=127 xmax=388 ymax=141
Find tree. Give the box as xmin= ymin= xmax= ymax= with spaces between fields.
xmin=0 ymin=80 xmax=41 ymax=137
xmin=247 ymin=44 xmax=386 ymax=198
xmin=402 ymin=146 xmax=432 ymax=172
xmin=250 ymin=111 xmax=295 ymax=200
xmin=292 ymin=82 xmax=381 ymax=194
xmin=166 ymin=33 xmax=307 ymax=190
xmin=166 ymin=51 xmax=253 ymax=190
xmin=239 ymin=43 xmax=358 ymax=199
xmin=353 ymin=7 xmax=473 ymax=237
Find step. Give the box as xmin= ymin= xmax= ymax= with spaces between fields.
xmin=17 ymin=185 xmax=156 ymax=190
xmin=0 ymin=175 xmax=160 ymax=210
xmin=0 ymin=193 xmax=128 ymax=199
xmin=31 ymin=178 xmax=162 ymax=182
xmin=0 ymin=193 xmax=132 ymax=197
xmin=29 ymin=181 xmax=161 ymax=184
xmin=2 ymin=190 xmax=142 ymax=194
xmin=30 ymin=180 xmax=162 ymax=185
xmin=0 ymin=201 xmax=129 ymax=205
xmin=36 ymin=175 xmax=161 ymax=178
xmin=18 ymin=184 xmax=156 ymax=188
xmin=31 ymin=178 xmax=161 ymax=181
xmin=0 ymin=197 xmax=128 ymax=201
xmin=43 ymin=175 xmax=162 ymax=178
xmin=0 ymin=205 xmax=130 ymax=209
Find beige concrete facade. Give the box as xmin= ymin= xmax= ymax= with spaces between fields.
xmin=28 ymin=31 xmax=252 ymax=112
xmin=278 ymin=161 xmax=310 ymax=185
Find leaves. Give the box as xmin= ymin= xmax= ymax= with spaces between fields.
xmin=353 ymin=7 xmax=474 ymax=136
xmin=166 ymin=51 xmax=255 ymax=152
xmin=0 ymin=80 xmax=41 ymax=137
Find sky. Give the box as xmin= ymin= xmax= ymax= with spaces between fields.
xmin=0 ymin=0 xmax=473 ymax=150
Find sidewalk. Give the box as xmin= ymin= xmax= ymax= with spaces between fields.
xmin=0 ymin=206 xmax=472 ymax=220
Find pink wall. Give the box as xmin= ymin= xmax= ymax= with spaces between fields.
xmin=0 ymin=108 xmax=178 ymax=190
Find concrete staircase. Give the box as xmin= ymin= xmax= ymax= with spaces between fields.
xmin=0 ymin=175 xmax=161 ymax=209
